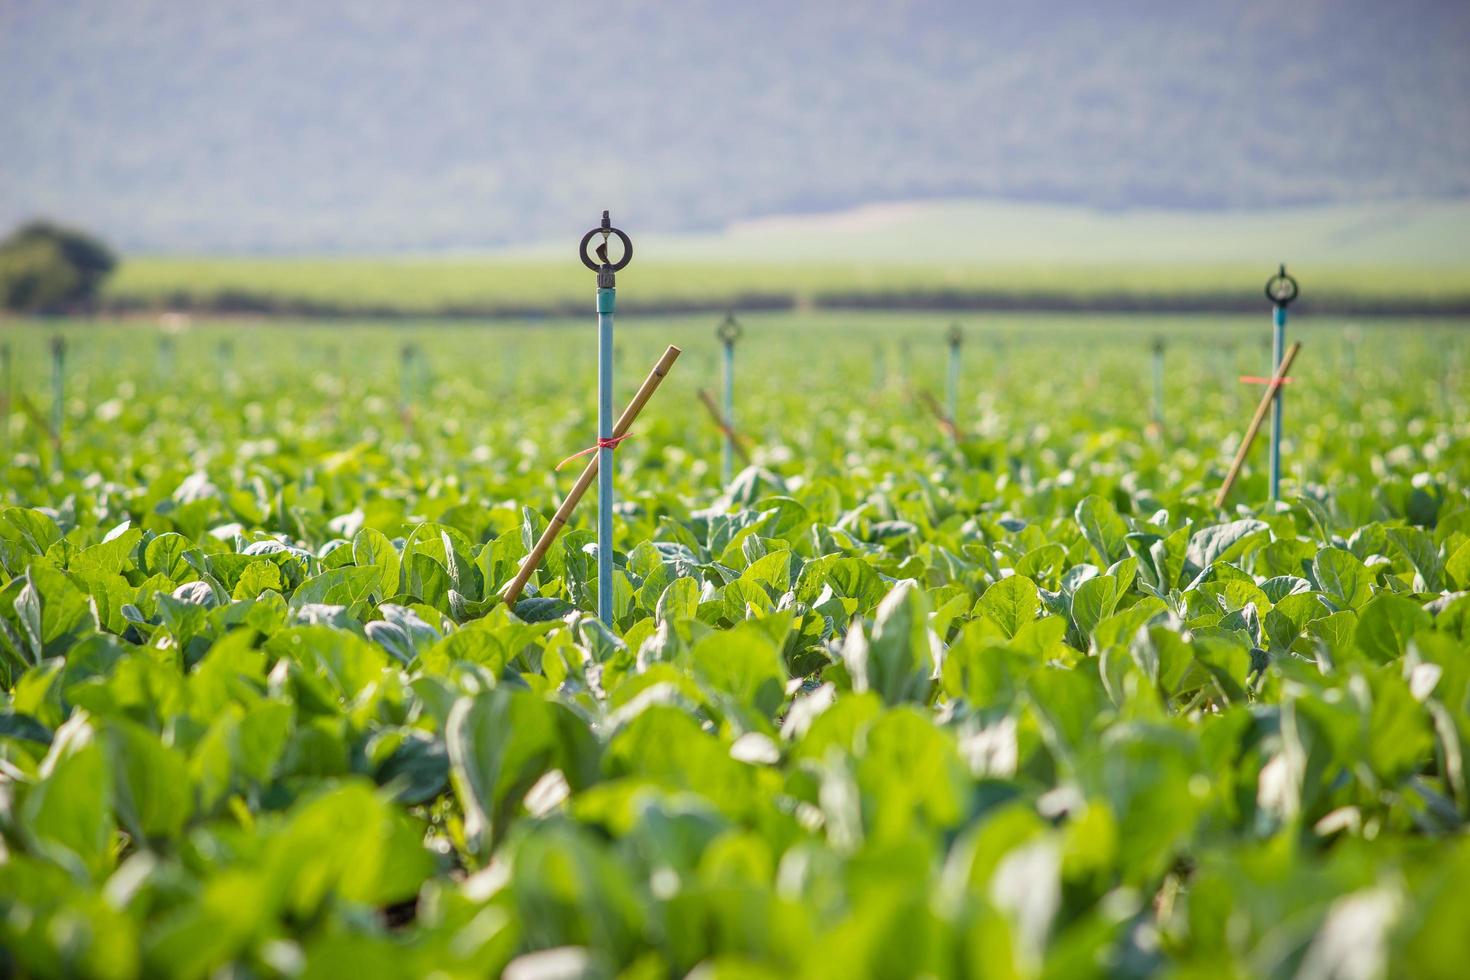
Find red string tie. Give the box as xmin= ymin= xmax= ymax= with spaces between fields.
xmin=556 ymin=433 xmax=632 ymax=471
xmin=1239 ymin=375 xmax=1293 ymax=388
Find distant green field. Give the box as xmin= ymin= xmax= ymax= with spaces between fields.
xmin=103 ymin=258 xmax=1470 ymax=315
xmin=103 ymin=199 xmax=1470 ymax=314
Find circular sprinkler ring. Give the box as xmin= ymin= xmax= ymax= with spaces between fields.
xmin=1264 ymin=264 xmax=1299 ymax=307
xmin=946 ymin=324 xmax=963 ymax=348
xmin=579 ymin=211 xmax=634 ymax=276
xmin=716 ymin=314 xmax=743 ymax=346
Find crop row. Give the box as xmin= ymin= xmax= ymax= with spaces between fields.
xmin=0 ymin=314 xmax=1467 ymax=977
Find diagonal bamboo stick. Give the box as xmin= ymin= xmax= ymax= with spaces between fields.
xmin=501 ymin=345 xmax=682 ymax=608
xmin=14 ymin=391 xmax=57 ymax=444
xmin=696 ymin=388 xmax=752 ymax=464
xmin=916 ymin=389 xmax=959 ymax=442
xmin=1214 ymin=340 xmax=1302 ymax=508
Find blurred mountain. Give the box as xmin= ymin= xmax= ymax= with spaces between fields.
xmin=2 ymin=0 xmax=1467 ymax=253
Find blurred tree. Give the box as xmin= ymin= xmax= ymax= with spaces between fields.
xmin=0 ymin=221 xmax=117 ymax=313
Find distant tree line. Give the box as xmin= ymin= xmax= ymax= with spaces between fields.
xmin=0 ymin=221 xmax=117 ymax=313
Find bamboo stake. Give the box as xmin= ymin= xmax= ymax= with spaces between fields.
xmin=916 ymin=389 xmax=958 ymax=442
xmin=49 ymin=337 xmax=65 ymax=471
xmin=15 ymin=391 xmax=56 ymax=443
xmin=1214 ymin=341 xmax=1302 ymax=508
xmin=697 ymin=389 xmax=751 ymax=465
xmin=501 ymin=345 xmax=682 ymax=608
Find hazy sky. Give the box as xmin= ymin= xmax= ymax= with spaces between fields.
xmin=2 ymin=0 xmax=1467 ymax=252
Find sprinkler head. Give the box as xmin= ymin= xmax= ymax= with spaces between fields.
xmin=716 ymin=314 xmax=742 ymax=346
xmin=1264 ymin=263 xmax=1300 ymax=308
xmin=580 ymin=211 xmax=633 ymax=288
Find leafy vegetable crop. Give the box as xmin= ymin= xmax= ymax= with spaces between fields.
xmin=1 ymin=313 xmax=1468 ymax=978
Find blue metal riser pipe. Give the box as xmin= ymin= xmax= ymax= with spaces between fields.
xmin=1152 ymin=346 xmax=1165 ymax=428
xmin=597 ymin=287 xmax=615 ymax=624
xmin=722 ymin=340 xmax=735 ymax=484
xmin=947 ymin=343 xmax=960 ymax=426
xmin=1269 ymin=306 xmax=1286 ymax=501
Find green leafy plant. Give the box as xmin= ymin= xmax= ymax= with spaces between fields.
xmin=0 ymin=313 xmax=1467 ymax=977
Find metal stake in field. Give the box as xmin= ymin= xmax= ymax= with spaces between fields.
xmin=715 ymin=314 xmax=742 ymax=484
xmin=502 ymin=345 xmax=680 ymax=610
xmin=946 ymin=324 xmax=963 ymax=427
xmin=50 ymin=336 xmax=65 ymax=469
xmin=1150 ymin=337 xmax=1166 ymax=430
xmin=1215 ymin=341 xmax=1303 ymax=508
xmin=579 ymin=211 xmax=634 ymax=626
xmin=399 ymin=344 xmax=417 ymax=428
xmin=158 ymin=334 xmax=175 ymax=379
xmin=1264 ymin=264 xmax=1299 ymax=501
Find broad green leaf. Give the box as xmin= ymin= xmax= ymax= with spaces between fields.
xmin=1016 ymin=543 xmax=1067 ymax=584
xmin=233 ymin=559 xmax=284 ymax=600
xmin=1071 ymin=574 xmax=1120 ymax=642
xmin=687 ymin=621 xmax=787 ymax=724
xmin=447 ymin=688 xmax=598 ymax=857
xmin=1184 ymin=519 xmax=1269 ymax=580
xmin=741 ymin=549 xmax=793 ymax=598
xmin=290 ymin=565 xmax=380 ymax=611
xmin=69 ymin=526 xmax=142 ymax=576
xmin=656 ymin=576 xmax=701 ymax=622
xmin=1093 ymin=598 xmax=1166 ymax=653
xmin=20 ymin=716 xmax=115 ymax=880
xmin=20 ymin=562 xmax=90 ymax=657
xmin=844 ymin=579 xmax=932 ymax=705
xmin=827 ymin=558 xmax=888 ymax=614
xmin=1263 ymin=590 xmax=1329 ymax=654
xmin=976 ymin=575 xmax=1040 ymax=639
xmin=1313 ymin=548 xmax=1374 ymax=612
xmin=1386 ymin=526 xmax=1443 ymax=593
xmin=1355 ymin=594 xmax=1432 ymax=662
xmin=104 ymin=719 xmax=194 ymax=841
xmin=0 ymin=506 xmax=63 ymax=556
xmin=352 ymin=527 xmax=402 ymax=602
xmin=143 ymin=532 xmax=192 ymax=581
xmin=1446 ymin=538 xmax=1470 ymax=591
xmin=1075 ymin=495 xmax=1128 ymax=566
xmin=270 ymin=781 xmax=435 ymax=911
xmin=1364 ymin=670 xmax=1433 ymax=784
